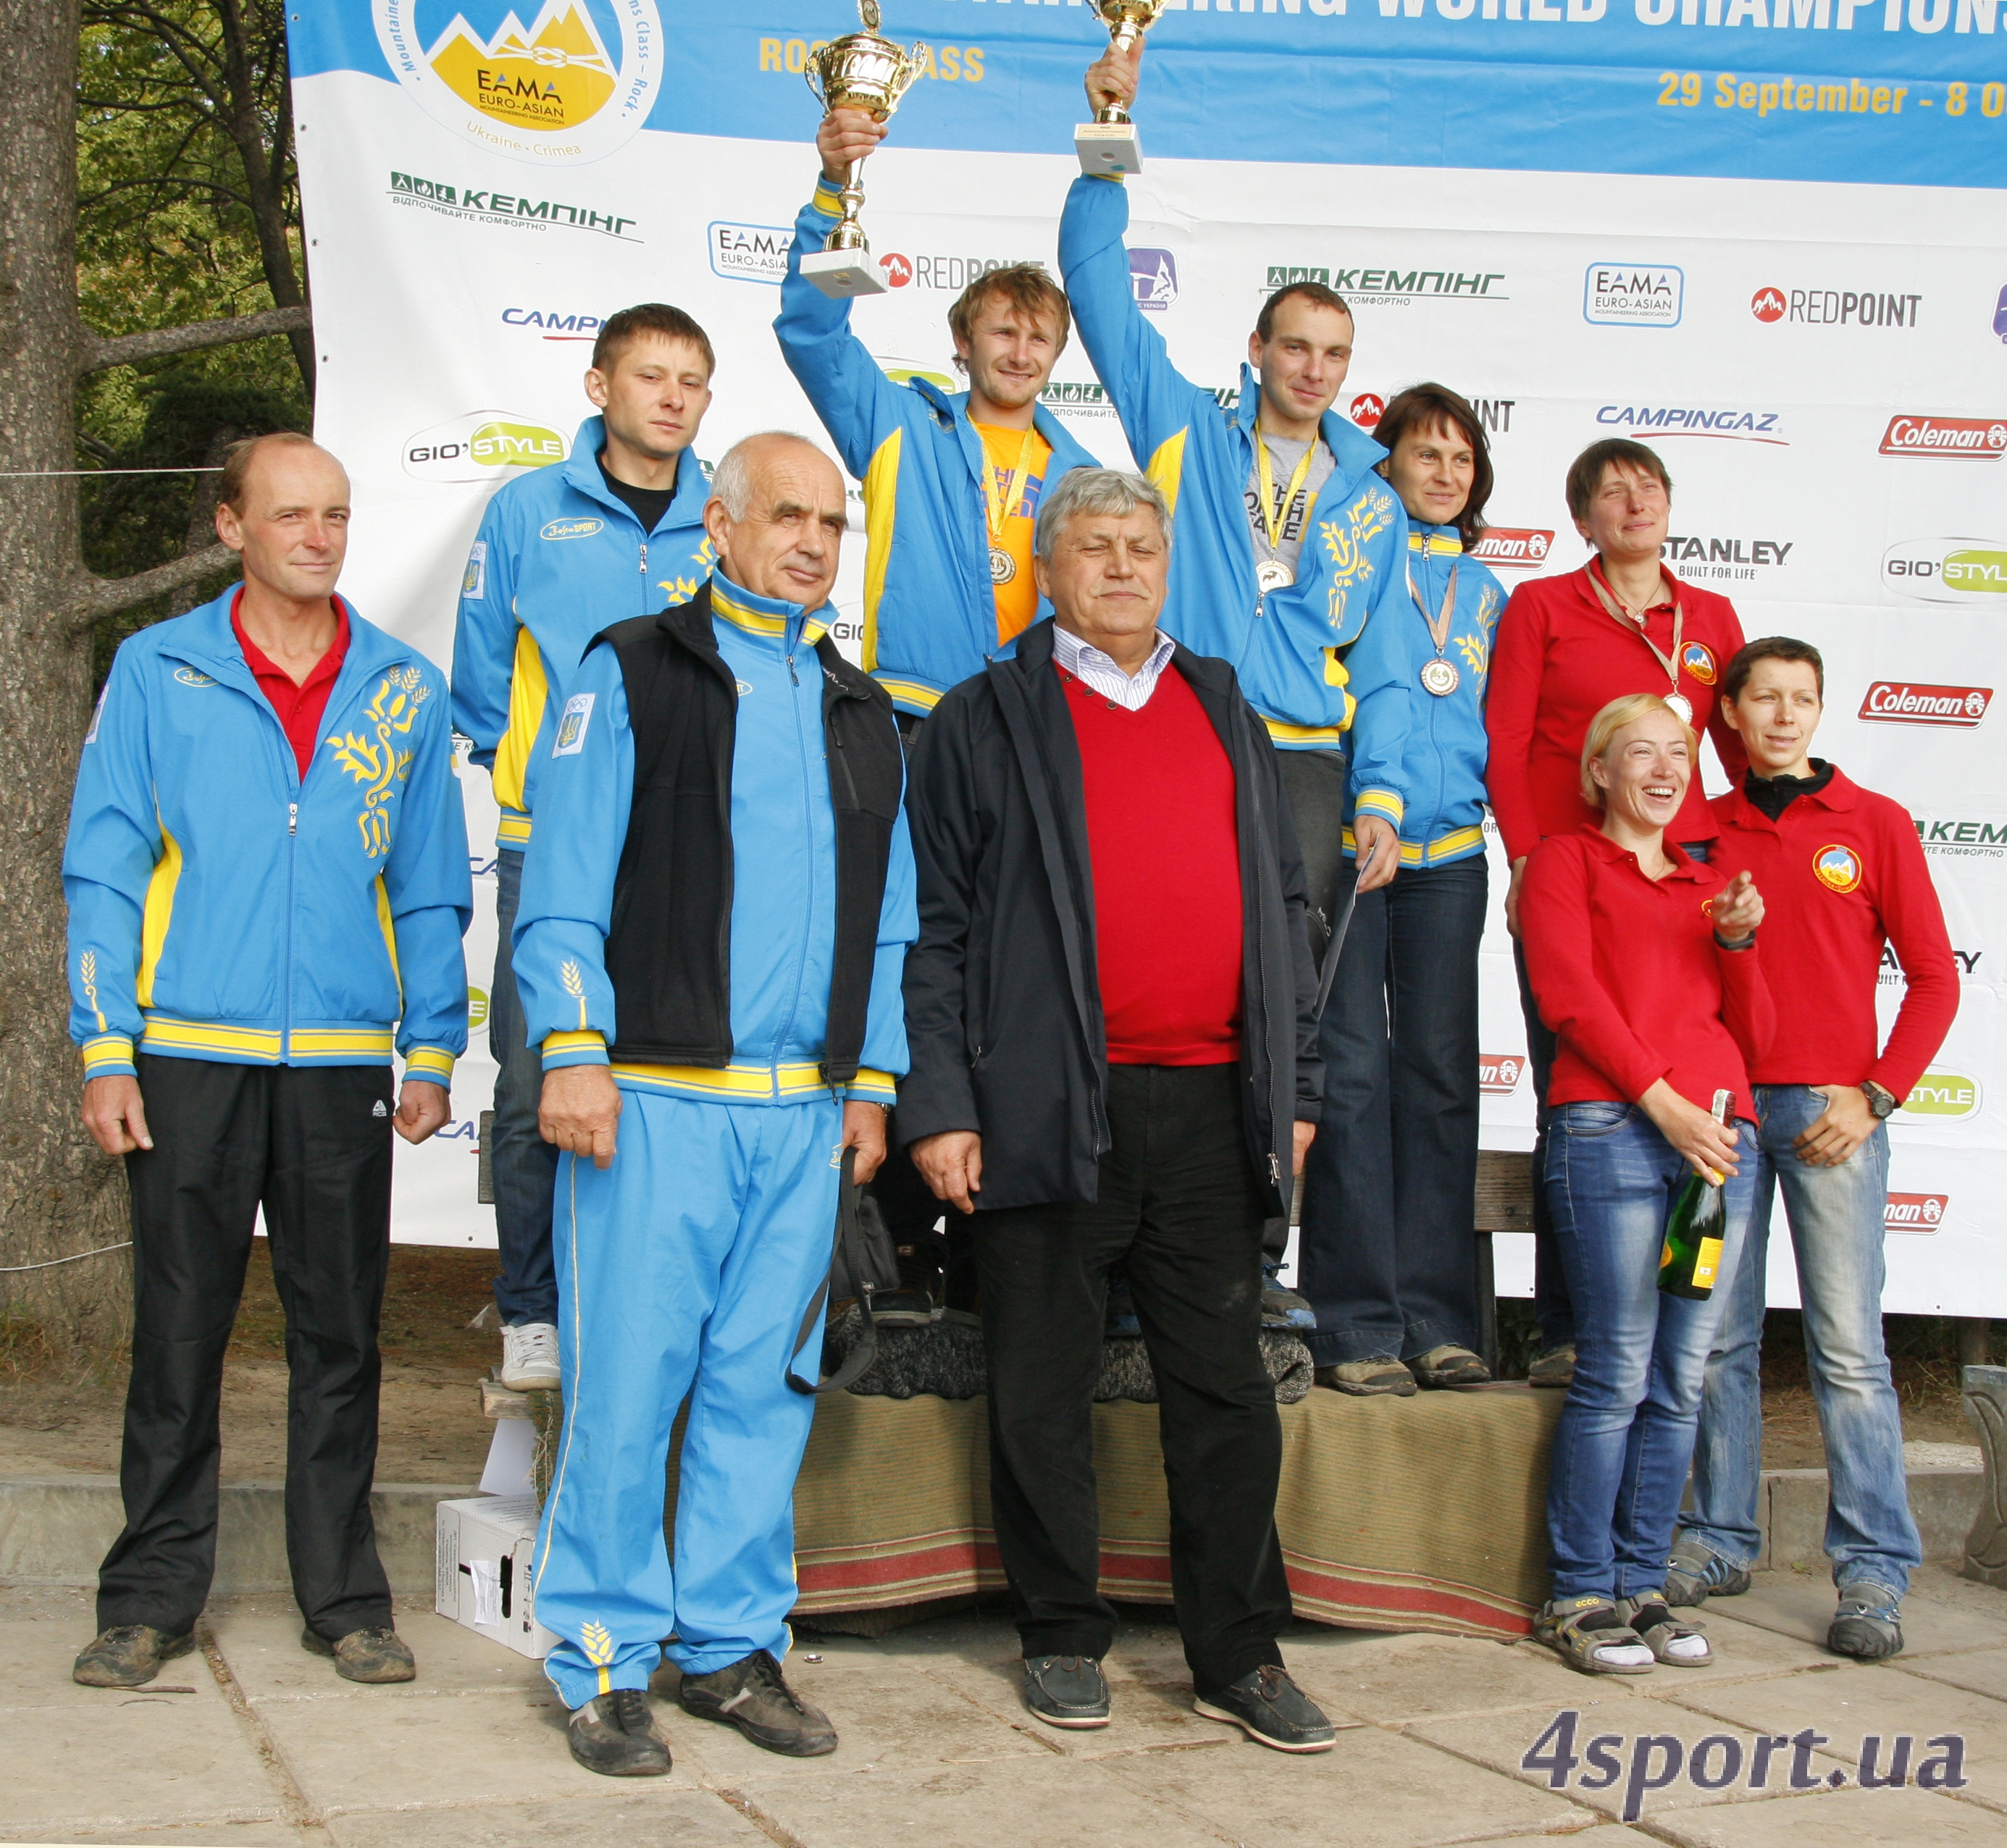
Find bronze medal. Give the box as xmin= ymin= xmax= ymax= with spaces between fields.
xmin=1420 ymin=656 xmax=1460 ymax=697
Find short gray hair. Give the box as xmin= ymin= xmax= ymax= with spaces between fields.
xmin=1032 ymin=466 xmax=1172 ymax=562
xmin=708 ymin=431 xmax=824 ymax=521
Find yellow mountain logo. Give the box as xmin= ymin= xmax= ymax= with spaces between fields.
xmin=426 ymin=4 xmax=616 ymax=133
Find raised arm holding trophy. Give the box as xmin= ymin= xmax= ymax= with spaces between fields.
xmin=800 ymin=1 xmax=923 ymax=298
xmin=1076 ymin=0 xmax=1168 ymax=175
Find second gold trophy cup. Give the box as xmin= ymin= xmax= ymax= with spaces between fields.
xmin=802 ymin=2 xmax=924 ymax=299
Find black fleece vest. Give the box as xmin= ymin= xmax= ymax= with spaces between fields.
xmin=597 ymin=587 xmax=902 ymax=1080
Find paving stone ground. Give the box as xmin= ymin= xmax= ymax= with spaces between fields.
xmin=7 ymin=1566 xmax=2007 ymax=1848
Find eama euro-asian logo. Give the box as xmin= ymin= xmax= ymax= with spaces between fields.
xmin=374 ymin=0 xmax=663 ymax=166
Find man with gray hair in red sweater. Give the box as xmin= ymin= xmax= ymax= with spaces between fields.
xmin=897 ymin=466 xmax=1333 ymax=1752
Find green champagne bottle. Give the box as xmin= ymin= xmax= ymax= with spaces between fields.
xmin=1659 ymin=1088 xmax=1733 ymax=1301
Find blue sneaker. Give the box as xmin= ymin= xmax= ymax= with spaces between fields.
xmin=1262 ymin=1265 xmax=1316 ymax=1332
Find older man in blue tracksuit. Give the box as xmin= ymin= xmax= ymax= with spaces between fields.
xmin=514 ymin=434 xmax=915 ymax=1778
xmin=451 ymin=305 xmax=718 ymax=1389
xmin=1058 ymin=48 xmax=1412 ymax=1306
xmin=64 ymin=434 xmax=469 ymax=1691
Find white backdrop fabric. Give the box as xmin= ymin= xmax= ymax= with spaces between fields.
xmin=288 ymin=1 xmax=2006 ymax=1313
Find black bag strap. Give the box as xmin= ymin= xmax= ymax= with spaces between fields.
xmin=786 ymin=1146 xmax=883 ymax=1395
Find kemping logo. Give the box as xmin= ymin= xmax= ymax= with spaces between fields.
xmin=374 ymin=0 xmax=662 ymax=165
xmin=1858 ymin=682 xmax=1991 ymax=728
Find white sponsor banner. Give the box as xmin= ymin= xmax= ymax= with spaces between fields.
xmin=291 ymin=25 xmax=2006 ymax=1312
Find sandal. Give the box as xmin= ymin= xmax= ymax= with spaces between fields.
xmin=1535 ymin=1596 xmax=1656 ymax=1675
xmin=1619 ymin=1595 xmax=1711 ymax=1666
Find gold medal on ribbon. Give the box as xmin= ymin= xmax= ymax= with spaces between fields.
xmin=981 ymin=426 xmax=1038 ymax=593
xmin=990 ymin=545 xmax=1016 ymax=586
xmin=1586 ymin=563 xmax=1691 ymax=723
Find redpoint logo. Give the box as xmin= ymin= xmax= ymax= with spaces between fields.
xmin=1885 ymin=1192 xmax=1948 ymax=1233
xmin=1859 ymin=682 xmax=1993 ymax=728
xmin=878 ymin=252 xmax=913 ymax=288
xmin=1478 ymin=1052 xmax=1525 ymax=1094
xmin=1751 ymin=285 xmax=1786 ymax=323
xmin=1470 ymin=528 xmax=1555 ymax=571
xmin=1879 ymin=414 xmax=2007 ymax=460
xmin=1349 ymin=393 xmax=1386 ymax=429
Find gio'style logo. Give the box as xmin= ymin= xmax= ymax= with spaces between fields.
xmin=374 ymin=0 xmax=663 ymax=166
xmin=1882 ymin=538 xmax=2007 ymax=603
xmin=405 ymin=411 xmax=567 ymax=484
xmin=1906 ymin=1072 xmax=1981 ymax=1120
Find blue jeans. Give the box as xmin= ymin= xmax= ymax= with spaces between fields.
xmin=1544 ymin=1101 xmax=1755 ymax=1601
xmin=488 ymin=848 xmax=558 ymax=1326
xmin=1685 ymin=1085 xmax=1919 ymax=1596
xmin=1299 ymin=855 xmax=1488 ymax=1364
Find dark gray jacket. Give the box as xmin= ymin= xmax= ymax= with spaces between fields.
xmin=899 ymin=618 xmax=1322 ymax=1214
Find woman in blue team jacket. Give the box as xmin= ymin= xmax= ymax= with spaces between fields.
xmin=1297 ymin=385 xmax=1507 ymax=1396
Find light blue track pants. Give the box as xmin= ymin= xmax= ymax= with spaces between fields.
xmin=532 ymin=1088 xmax=842 ymax=1711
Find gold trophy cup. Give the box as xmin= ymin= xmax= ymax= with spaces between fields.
xmin=803 ymin=1 xmax=924 ymax=298
xmin=1076 ymin=0 xmax=1168 ymax=177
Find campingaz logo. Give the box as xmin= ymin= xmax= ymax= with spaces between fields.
xmin=1131 ymin=248 xmax=1178 ymax=311
xmin=1584 ymin=264 xmax=1683 ymax=327
xmin=1596 ymin=406 xmax=1785 ymax=445
xmin=501 ymin=308 xmax=600 ymax=341
xmin=709 ymin=222 xmax=790 ymax=286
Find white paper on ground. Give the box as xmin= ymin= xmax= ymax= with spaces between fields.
xmin=478 ymin=1416 xmax=535 ymax=1498
xmin=465 ymin=1557 xmax=502 ymax=1629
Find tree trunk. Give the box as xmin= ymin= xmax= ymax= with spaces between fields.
xmin=0 ymin=0 xmax=135 ymax=1346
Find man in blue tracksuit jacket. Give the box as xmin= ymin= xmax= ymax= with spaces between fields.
xmin=1059 ymin=43 xmax=1412 ymax=1296
xmin=64 ymin=434 xmax=469 ymax=1691
xmin=451 ymin=304 xmax=718 ymax=1391
xmin=513 ymin=434 xmax=915 ymax=1778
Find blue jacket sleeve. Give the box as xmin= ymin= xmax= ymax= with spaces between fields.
xmin=450 ymin=492 xmax=521 ymax=770
xmin=851 ymin=718 xmax=917 ymax=1101
xmin=1340 ymin=503 xmax=1417 ymax=833
xmin=1057 ymin=175 xmax=1206 ymax=477
xmin=774 ymin=177 xmax=913 ymax=483
xmin=510 ymin=642 xmax=632 ymax=1067
xmin=385 ymin=679 xmax=472 ymax=1080
xmin=61 ymin=644 xmax=158 ymax=1078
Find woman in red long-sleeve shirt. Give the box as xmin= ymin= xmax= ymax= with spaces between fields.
xmin=1486 ymin=439 xmax=1748 ymax=1385
xmin=1520 ymin=694 xmax=1772 ymax=1677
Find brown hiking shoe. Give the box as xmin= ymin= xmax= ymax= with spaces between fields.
xmin=301 ymin=1624 xmax=416 ymax=1684
xmin=72 ymin=1624 xmax=196 ymax=1688
xmin=679 ymin=1648 xmax=837 ymax=1756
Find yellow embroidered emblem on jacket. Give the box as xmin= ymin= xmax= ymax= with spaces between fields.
xmin=1319 ymin=487 xmax=1396 ymax=631
xmin=80 ymin=951 xmax=107 ymax=1032
xmin=656 ymin=535 xmax=716 ymax=606
xmin=325 ymin=668 xmax=430 ymax=858
xmin=560 ymin=959 xmax=589 ymax=1030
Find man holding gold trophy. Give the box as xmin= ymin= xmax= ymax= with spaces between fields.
xmin=776 ymin=0 xmax=1101 ymax=1322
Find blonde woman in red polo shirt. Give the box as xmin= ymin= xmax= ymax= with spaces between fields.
xmin=1488 ymin=440 xmax=1748 ymax=1387
xmin=1520 ymin=694 xmax=1772 ymax=1674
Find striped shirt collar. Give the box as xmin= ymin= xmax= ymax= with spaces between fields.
xmin=1052 ymin=621 xmax=1178 ymax=712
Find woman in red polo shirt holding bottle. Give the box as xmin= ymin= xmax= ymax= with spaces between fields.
xmin=1487 ymin=439 xmax=1748 ymax=1387
xmin=1520 ymin=694 xmax=1772 ymax=1674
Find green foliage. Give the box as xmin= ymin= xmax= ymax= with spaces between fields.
xmin=76 ymin=2 xmax=310 ymax=658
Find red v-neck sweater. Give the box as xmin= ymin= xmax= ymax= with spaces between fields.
xmin=1061 ymin=664 xmax=1244 ymax=1065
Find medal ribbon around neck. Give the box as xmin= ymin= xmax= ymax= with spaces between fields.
xmin=1586 ymin=563 xmax=1688 ymax=717
xmin=981 ymin=426 xmax=1040 ymax=583
xmin=1253 ymin=421 xmax=1317 ymax=563
xmin=1407 ymin=544 xmax=1461 ymax=663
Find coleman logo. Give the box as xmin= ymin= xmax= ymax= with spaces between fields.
xmin=374 ymin=0 xmax=662 ymax=165
xmin=1859 ymin=682 xmax=1992 ymax=727
xmin=1478 ymin=1053 xmax=1525 ymax=1094
xmin=1879 ymin=415 xmax=2007 ymax=459
xmin=1584 ymin=264 xmax=1683 ymax=327
xmin=1904 ymin=1071 xmax=1981 ymax=1119
xmin=1885 ymin=1192 xmax=1948 ymax=1232
xmin=1470 ymin=529 xmax=1554 ymax=570
xmin=540 ymin=517 xmax=603 ymax=542
xmin=404 ymin=411 xmax=567 ymax=484
xmin=1813 ymin=844 xmax=1863 ymax=893
xmin=1882 ymin=538 xmax=2007 ymax=602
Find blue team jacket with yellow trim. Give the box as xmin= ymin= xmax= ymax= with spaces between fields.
xmin=513 ymin=574 xmax=915 ymax=1104
xmin=64 ymin=589 xmax=471 ymax=1080
xmin=774 ymin=177 xmax=1100 ymax=717
xmin=1057 ymin=175 xmax=1412 ymax=799
xmin=1344 ymin=524 xmax=1504 ymax=868
xmin=450 ymin=416 xmax=714 ymax=849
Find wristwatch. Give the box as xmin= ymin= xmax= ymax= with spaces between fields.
xmin=1861 ymin=1081 xmax=1898 ymax=1120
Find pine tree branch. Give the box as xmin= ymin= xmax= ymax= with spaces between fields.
xmin=78 ymin=302 xmax=311 ymax=374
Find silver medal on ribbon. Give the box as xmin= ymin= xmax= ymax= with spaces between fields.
xmin=1255 ymin=558 xmax=1293 ymax=594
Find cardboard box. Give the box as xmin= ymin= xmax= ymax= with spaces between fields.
xmin=435 ymin=1495 xmax=556 ymax=1659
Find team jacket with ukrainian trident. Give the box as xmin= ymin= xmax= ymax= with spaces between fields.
xmin=64 ymin=589 xmax=472 ymax=1082
xmin=1057 ymin=174 xmax=1414 ymax=815
xmin=451 ymin=414 xmax=715 ymax=850
xmin=774 ymin=178 xmax=1101 ymax=718
xmin=1344 ymin=522 xmax=1506 ymax=869
xmin=513 ymin=576 xmax=915 ymax=1106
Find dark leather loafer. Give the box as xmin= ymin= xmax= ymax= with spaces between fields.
xmin=72 ymin=1624 xmax=196 ymax=1688
xmin=678 ymin=1648 xmax=837 ymax=1756
xmin=301 ymin=1624 xmax=416 ymax=1684
xmin=1023 ymin=1654 xmax=1111 ymax=1729
xmin=1195 ymin=1664 xmax=1338 ymax=1752
xmin=569 ymin=1689 xmax=673 ymax=1776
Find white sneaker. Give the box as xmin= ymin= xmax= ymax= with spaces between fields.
xmin=499 ymin=1322 xmax=561 ymax=1391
